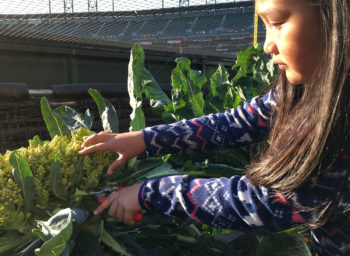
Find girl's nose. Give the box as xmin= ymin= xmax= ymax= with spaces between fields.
xmin=263 ymin=35 xmax=278 ymax=55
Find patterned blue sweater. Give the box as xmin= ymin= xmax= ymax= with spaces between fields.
xmin=139 ymin=90 xmax=350 ymax=255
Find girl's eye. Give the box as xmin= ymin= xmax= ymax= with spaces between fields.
xmin=269 ymin=22 xmax=283 ymax=29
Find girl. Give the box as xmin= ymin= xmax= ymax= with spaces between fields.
xmin=79 ymin=0 xmax=350 ymax=255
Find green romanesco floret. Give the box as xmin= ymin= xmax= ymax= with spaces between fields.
xmin=0 ymin=127 xmax=116 ymax=233
xmin=70 ymin=128 xmax=115 ymax=190
xmin=0 ymin=162 xmax=27 ymax=233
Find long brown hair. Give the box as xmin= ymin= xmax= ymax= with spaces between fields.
xmin=248 ymin=0 xmax=350 ymax=205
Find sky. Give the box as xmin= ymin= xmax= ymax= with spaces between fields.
xmin=0 ymin=0 xmax=244 ymax=14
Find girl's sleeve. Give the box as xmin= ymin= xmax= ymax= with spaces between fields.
xmin=138 ymin=164 xmax=344 ymax=233
xmin=138 ymin=174 xmax=304 ymax=232
xmin=141 ymin=90 xmax=275 ymax=156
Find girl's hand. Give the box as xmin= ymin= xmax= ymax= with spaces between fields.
xmin=79 ymin=131 xmax=146 ymax=175
xmin=93 ymin=183 xmax=143 ymax=226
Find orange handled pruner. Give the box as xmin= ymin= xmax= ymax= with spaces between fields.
xmin=88 ymin=185 xmax=142 ymax=222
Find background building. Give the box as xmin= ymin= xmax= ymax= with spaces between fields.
xmin=0 ymin=0 xmax=265 ymax=152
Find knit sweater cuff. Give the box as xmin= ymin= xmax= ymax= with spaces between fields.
xmin=138 ymin=180 xmax=153 ymax=211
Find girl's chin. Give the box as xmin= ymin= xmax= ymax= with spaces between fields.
xmin=286 ymin=72 xmax=305 ymax=85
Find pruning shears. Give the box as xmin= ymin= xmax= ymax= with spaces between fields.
xmin=88 ymin=185 xmax=142 ymax=222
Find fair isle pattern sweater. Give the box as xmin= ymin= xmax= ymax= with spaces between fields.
xmin=138 ymin=91 xmax=350 ymax=256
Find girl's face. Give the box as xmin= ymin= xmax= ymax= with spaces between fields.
xmin=256 ymin=0 xmax=322 ymax=84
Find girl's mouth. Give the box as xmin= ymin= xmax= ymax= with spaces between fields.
xmin=277 ymin=63 xmax=288 ymax=70
xmin=273 ymin=60 xmax=288 ymax=70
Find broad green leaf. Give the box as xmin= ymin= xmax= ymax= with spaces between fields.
xmin=232 ymin=45 xmax=263 ymax=83
xmin=231 ymin=44 xmax=277 ymax=103
xmin=128 ymin=43 xmax=146 ymax=132
xmin=0 ymin=232 xmax=34 ymax=255
xmin=191 ymin=233 xmax=240 ymax=256
xmin=231 ymin=45 xmax=257 ymax=103
xmin=199 ymin=163 xmax=245 ymax=177
xmin=212 ymin=149 xmax=250 ymax=169
xmin=34 ymin=208 xmax=74 ymax=256
xmin=32 ymin=136 xmax=43 ymax=147
xmin=171 ymin=57 xmax=206 ymax=118
xmin=101 ymin=228 xmax=132 ymax=256
xmin=113 ymin=158 xmax=164 ymax=185
xmin=35 ymin=239 xmax=67 ymax=256
xmin=128 ymin=43 xmax=145 ymax=103
xmin=89 ymin=89 xmax=119 ymax=133
xmin=15 ymin=238 xmax=43 ymax=256
xmin=204 ymin=64 xmax=231 ymax=114
xmin=224 ymin=87 xmax=242 ymax=109
xmin=40 ymin=97 xmax=71 ymax=140
xmin=256 ymin=229 xmax=312 ymax=256
xmin=32 ymin=230 xmax=45 ymax=241
xmin=253 ymin=56 xmax=278 ymax=93
xmin=83 ymin=109 xmax=94 ymax=130
xmin=139 ymin=162 xmax=182 ymax=180
xmin=233 ymin=84 xmax=248 ymax=103
xmin=235 ymin=75 xmax=254 ymax=103
xmin=186 ymin=67 xmax=206 ymax=115
xmin=142 ymin=68 xmax=173 ymax=118
xmin=184 ymin=162 xmax=245 ymax=178
xmin=127 ymin=44 xmax=146 ymax=168
xmin=9 ymin=151 xmax=35 ymax=213
xmin=71 ymin=218 xmax=104 ymax=256
xmin=49 ymin=155 xmax=68 ymax=200
xmin=54 ymin=105 xmax=93 ymax=131
xmin=112 ymin=234 xmax=147 ymax=256
xmin=129 ymin=108 xmax=146 ymax=132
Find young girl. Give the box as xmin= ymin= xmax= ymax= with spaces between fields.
xmin=79 ymin=0 xmax=350 ymax=255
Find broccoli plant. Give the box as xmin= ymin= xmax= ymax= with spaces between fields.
xmin=0 ymin=43 xmax=313 ymax=256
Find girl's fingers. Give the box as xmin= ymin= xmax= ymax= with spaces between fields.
xmin=80 ymin=132 xmax=114 ymax=148
xmin=107 ymin=155 xmax=128 ymax=175
xmin=79 ymin=142 xmax=111 ymax=155
xmin=78 ymin=145 xmax=98 ymax=155
xmin=99 ymin=131 xmax=113 ymax=135
xmin=94 ymin=192 xmax=117 ymax=215
xmin=108 ymin=199 xmax=119 ymax=218
xmin=116 ymin=206 xmax=125 ymax=223
xmin=94 ymin=201 xmax=109 ymax=215
xmin=124 ymin=212 xmax=136 ymax=226
xmin=80 ymin=134 xmax=101 ymax=147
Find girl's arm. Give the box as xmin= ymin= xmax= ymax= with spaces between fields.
xmin=93 ymin=157 xmax=345 ymax=231
xmin=142 ymin=90 xmax=275 ymax=156
xmin=79 ymin=90 xmax=275 ymax=174
xmin=138 ymin=162 xmax=344 ymax=233
xmin=138 ymin=174 xmax=302 ymax=232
